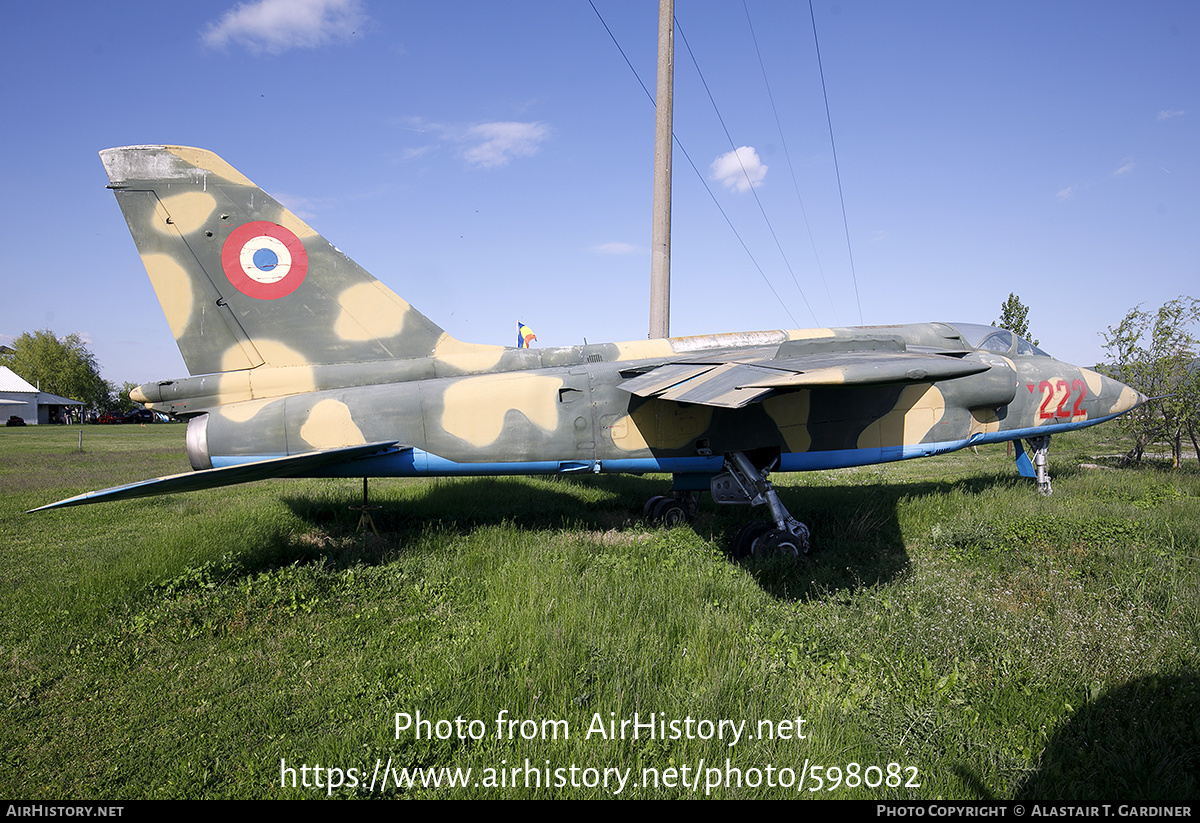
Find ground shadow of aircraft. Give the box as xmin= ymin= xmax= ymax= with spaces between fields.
xmin=1010 ymin=671 xmax=1200 ymax=801
xmin=273 ymin=472 xmax=915 ymax=600
xmin=33 ymin=146 xmax=1146 ymax=558
xmin=274 ymin=470 xmax=1048 ymax=603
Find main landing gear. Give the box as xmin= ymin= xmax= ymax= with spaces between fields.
xmin=713 ymin=452 xmax=811 ymax=559
xmin=640 ymin=451 xmax=812 ymax=560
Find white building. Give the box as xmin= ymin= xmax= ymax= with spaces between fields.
xmin=0 ymin=366 xmax=83 ymax=424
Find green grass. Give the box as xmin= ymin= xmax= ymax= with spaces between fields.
xmin=2 ymin=424 xmax=1198 ymax=798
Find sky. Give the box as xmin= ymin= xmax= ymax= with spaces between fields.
xmin=0 ymin=1 xmax=1196 ymax=385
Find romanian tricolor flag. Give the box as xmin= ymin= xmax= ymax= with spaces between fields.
xmin=517 ymin=321 xmax=537 ymax=348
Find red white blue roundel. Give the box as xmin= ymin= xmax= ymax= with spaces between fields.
xmin=221 ymin=221 xmax=308 ymax=300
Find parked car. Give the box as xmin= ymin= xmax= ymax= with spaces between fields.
xmin=6 ymin=415 xmax=26 ymax=427
xmin=122 ymin=409 xmax=157 ymax=424
xmin=96 ymin=412 xmax=123 ymax=424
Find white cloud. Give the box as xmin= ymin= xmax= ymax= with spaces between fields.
xmin=1157 ymin=109 xmax=1185 ymax=121
xmin=461 ymin=122 xmax=550 ymax=168
xmin=710 ymin=146 xmax=767 ymax=193
xmin=1056 ymin=185 xmax=1076 ymax=201
xmin=590 ymin=242 xmax=640 ymax=255
xmin=1112 ymin=159 xmax=1135 ymax=176
xmin=399 ymin=146 xmax=432 ymax=162
xmin=388 ymin=118 xmax=551 ymax=168
xmin=203 ymin=0 xmax=366 ymax=55
xmin=273 ymin=192 xmax=319 ymax=221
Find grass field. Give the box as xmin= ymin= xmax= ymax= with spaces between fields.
xmin=2 ymin=423 xmax=1197 ymax=799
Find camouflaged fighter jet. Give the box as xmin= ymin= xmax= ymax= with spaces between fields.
xmin=32 ymin=146 xmax=1146 ymax=556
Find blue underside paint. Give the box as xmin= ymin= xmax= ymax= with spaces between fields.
xmin=208 ymin=410 xmax=1130 ymax=480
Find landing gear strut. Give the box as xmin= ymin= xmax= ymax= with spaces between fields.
xmin=1027 ymin=435 xmax=1053 ymax=496
xmin=1014 ymin=436 xmax=1053 ymax=496
xmin=711 ymin=452 xmax=811 ymax=559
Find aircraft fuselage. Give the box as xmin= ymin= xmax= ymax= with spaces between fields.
xmin=141 ymin=323 xmax=1140 ymax=483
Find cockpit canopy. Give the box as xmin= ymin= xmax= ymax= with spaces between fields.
xmin=953 ymin=323 xmax=1050 ymax=358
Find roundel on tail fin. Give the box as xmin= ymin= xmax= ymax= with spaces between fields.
xmin=221 ymin=221 xmax=308 ymax=299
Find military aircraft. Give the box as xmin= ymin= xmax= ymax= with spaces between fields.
xmin=32 ymin=146 xmax=1146 ymax=557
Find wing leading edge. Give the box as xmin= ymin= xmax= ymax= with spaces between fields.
xmin=28 ymin=442 xmax=404 ymax=512
xmin=618 ymin=350 xmax=990 ymax=409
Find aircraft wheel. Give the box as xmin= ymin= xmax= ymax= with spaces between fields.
xmin=652 ymin=497 xmax=691 ymax=528
xmin=642 ymin=495 xmax=667 ymax=522
xmin=731 ymin=520 xmax=772 ymax=559
xmin=753 ymin=528 xmax=807 ymax=560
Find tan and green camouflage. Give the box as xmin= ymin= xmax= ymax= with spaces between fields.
xmin=34 ymin=146 xmax=1145 ymax=553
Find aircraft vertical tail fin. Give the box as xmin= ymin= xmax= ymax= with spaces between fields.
xmin=100 ymin=145 xmax=463 ymax=375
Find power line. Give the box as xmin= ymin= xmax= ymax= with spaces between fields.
xmin=809 ymin=0 xmax=864 ymax=325
xmin=675 ymin=17 xmax=818 ymax=326
xmin=588 ymin=0 xmax=802 ymax=329
xmin=742 ymin=0 xmax=839 ymax=325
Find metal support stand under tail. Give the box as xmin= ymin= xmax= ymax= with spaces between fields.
xmin=1025 ymin=435 xmax=1053 ymax=496
xmin=350 ymin=477 xmax=381 ymax=534
xmin=710 ymin=451 xmax=811 ymax=558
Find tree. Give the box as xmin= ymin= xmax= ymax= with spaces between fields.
xmin=993 ymin=293 xmax=1038 ymax=345
xmin=0 ymin=330 xmax=112 ymax=411
xmin=1099 ymin=297 xmax=1200 ymax=466
xmin=113 ymin=381 xmax=141 ymax=414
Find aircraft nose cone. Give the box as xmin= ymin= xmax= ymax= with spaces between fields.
xmin=1099 ymin=374 xmax=1146 ymax=417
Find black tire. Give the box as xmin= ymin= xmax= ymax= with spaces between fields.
xmin=642 ymin=495 xmax=666 ymax=521
xmin=731 ymin=520 xmax=772 ymax=559
xmin=753 ymin=528 xmax=805 ymax=560
xmin=653 ymin=497 xmax=690 ymax=528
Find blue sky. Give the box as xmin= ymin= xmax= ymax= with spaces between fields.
xmin=1 ymin=1 xmax=1196 ymax=384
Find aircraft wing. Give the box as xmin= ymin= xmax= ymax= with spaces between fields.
xmin=619 ymin=350 xmax=989 ymax=409
xmin=29 ymin=441 xmax=404 ymax=512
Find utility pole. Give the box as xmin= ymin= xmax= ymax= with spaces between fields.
xmin=648 ymin=0 xmax=674 ymax=340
